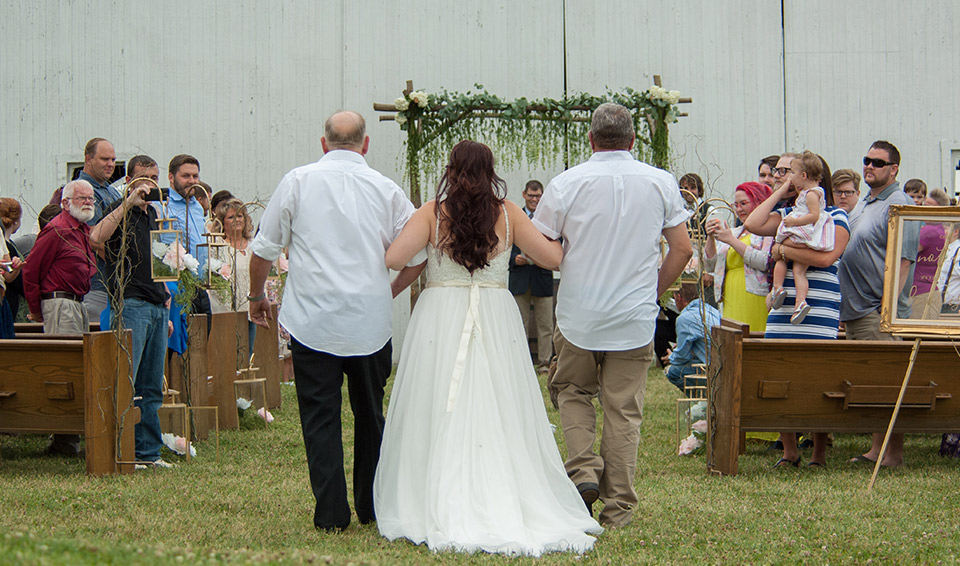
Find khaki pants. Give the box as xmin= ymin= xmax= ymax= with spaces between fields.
xmin=552 ymin=328 xmax=654 ymax=528
xmin=42 ymin=298 xmax=89 ymax=334
xmin=844 ymin=309 xmax=897 ymax=341
xmin=41 ymin=297 xmax=88 ymax=454
xmin=514 ymin=291 xmax=554 ymax=365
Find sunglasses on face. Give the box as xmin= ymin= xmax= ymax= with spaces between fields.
xmin=863 ymin=156 xmax=896 ymax=168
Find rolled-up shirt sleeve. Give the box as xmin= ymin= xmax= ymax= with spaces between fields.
xmin=661 ymin=177 xmax=692 ymax=229
xmin=251 ymin=174 xmax=294 ymax=262
xmin=532 ymin=183 xmax=564 ymax=240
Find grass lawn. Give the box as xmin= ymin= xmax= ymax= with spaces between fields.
xmin=1 ymin=364 xmax=958 ymax=565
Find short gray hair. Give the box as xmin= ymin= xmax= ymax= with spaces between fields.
xmin=590 ymin=103 xmax=634 ymax=150
xmin=61 ymin=179 xmax=93 ymax=201
xmin=324 ymin=111 xmax=366 ymax=149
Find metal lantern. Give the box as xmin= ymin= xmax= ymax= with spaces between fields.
xmin=197 ymin=217 xmax=228 ymax=290
xmin=129 ymin=178 xmax=181 ymax=283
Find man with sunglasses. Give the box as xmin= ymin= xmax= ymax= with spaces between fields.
xmin=839 ymin=140 xmax=919 ymax=468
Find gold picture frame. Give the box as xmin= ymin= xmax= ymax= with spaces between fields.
xmin=880 ymin=205 xmax=960 ymax=334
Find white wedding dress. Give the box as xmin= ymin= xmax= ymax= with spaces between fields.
xmin=374 ymin=208 xmax=601 ymax=556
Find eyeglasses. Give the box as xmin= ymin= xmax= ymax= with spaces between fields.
xmin=863 ymin=156 xmax=896 ymax=168
xmin=68 ymin=196 xmax=96 ymax=203
xmin=772 ymin=167 xmax=790 ymax=176
xmin=525 ymin=194 xmax=542 ymax=199
xmin=833 ymin=189 xmax=858 ymax=197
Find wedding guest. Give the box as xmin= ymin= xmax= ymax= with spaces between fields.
xmin=909 ymin=188 xmax=951 ymax=319
xmin=509 ymin=179 xmax=554 ymax=370
xmin=744 ymin=153 xmax=850 ymax=468
xmin=661 ymin=283 xmax=720 ymax=392
xmin=208 ymin=190 xmax=235 ymax=231
xmin=759 ymin=155 xmax=780 ymax=188
xmin=938 ymin=225 xmax=960 ymax=315
xmin=248 ymin=110 xmax=424 ymax=531
xmin=680 ymin=172 xmax=711 ymax=235
xmin=831 ymin=169 xmax=862 ymax=214
xmin=0 ymin=237 xmax=9 ymax=338
xmin=903 ymin=178 xmax=927 ymax=205
xmin=21 ymin=180 xmax=99 ymax=456
xmin=91 ymin=172 xmax=175 ymax=469
xmin=1 ymin=198 xmax=25 ymax=321
xmin=704 ymin=182 xmax=774 ymax=333
xmin=841 ymin=141 xmax=918 ymax=467
xmin=78 ymin=138 xmax=120 ymax=322
xmin=534 ymin=103 xmax=692 ymax=526
xmin=165 ymin=154 xmax=211 ymax=316
xmin=209 ymin=198 xmax=258 ymax=355
xmin=195 ymin=181 xmax=213 ymax=216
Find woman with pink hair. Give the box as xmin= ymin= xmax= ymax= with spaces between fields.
xmin=704 ymin=182 xmax=775 ymax=333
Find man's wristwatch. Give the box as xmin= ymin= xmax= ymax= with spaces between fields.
xmin=247 ymin=292 xmax=267 ymax=302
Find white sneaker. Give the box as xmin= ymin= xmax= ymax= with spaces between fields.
xmin=135 ymin=459 xmax=176 ymax=470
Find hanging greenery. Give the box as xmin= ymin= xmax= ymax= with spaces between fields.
xmin=384 ymin=83 xmax=685 ymax=204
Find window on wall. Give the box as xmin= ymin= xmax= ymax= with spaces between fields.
xmin=66 ymin=161 xmax=126 ymax=184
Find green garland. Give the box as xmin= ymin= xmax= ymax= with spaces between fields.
xmin=392 ymin=84 xmax=682 ymax=203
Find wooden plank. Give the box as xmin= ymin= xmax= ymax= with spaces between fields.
xmin=210 ymin=312 xmax=242 ymax=429
xmin=707 ymin=322 xmax=742 ymax=476
xmin=254 ymin=304 xmax=282 ymax=409
xmin=184 ymin=314 xmax=216 ymax=440
xmin=84 ymin=331 xmax=136 ymax=476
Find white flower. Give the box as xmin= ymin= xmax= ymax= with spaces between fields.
xmin=208 ymin=257 xmax=224 ymax=273
xmin=394 ymin=97 xmax=409 ymax=112
xmin=182 ymin=253 xmax=200 ymax=275
xmin=667 ymin=90 xmax=681 ymax=105
xmin=236 ymin=397 xmax=252 ymax=410
xmin=152 ymin=241 xmax=169 ymax=259
xmin=410 ymin=91 xmax=429 ymax=108
xmin=648 ymin=85 xmax=667 ymax=100
xmin=395 ymin=115 xmax=407 ymax=126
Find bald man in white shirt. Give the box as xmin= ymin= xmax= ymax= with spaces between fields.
xmin=534 ymin=103 xmax=692 ymax=528
xmin=248 ymin=111 xmax=424 ymax=531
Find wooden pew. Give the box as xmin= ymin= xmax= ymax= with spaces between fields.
xmin=707 ymin=319 xmax=960 ymax=476
xmin=0 ymin=331 xmax=137 ymax=475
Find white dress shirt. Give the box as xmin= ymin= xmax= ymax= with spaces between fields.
xmin=939 ymin=239 xmax=960 ymax=305
xmin=533 ymin=150 xmax=690 ymax=350
xmin=251 ymin=150 xmax=415 ymax=356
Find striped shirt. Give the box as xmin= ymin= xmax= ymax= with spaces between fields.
xmin=764 ymin=207 xmax=849 ymax=339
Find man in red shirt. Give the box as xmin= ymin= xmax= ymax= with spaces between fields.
xmin=21 ymin=179 xmax=98 ymax=456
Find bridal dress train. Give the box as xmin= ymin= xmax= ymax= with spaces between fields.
xmin=374 ymin=210 xmax=601 ymax=556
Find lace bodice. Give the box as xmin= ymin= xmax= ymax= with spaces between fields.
xmin=425 ymin=204 xmax=510 ymax=287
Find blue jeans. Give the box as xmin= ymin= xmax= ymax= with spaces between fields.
xmin=666 ymin=364 xmax=704 ymax=395
xmin=114 ymin=298 xmax=169 ymax=462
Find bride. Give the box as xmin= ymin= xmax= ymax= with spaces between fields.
xmin=373 ymin=141 xmax=602 ymax=556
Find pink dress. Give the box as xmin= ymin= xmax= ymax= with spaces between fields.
xmin=776 ymin=186 xmax=835 ymax=251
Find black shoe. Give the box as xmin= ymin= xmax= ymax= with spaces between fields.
xmin=577 ymin=482 xmax=600 ymax=514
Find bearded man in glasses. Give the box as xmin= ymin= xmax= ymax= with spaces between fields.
xmin=20 ymin=179 xmax=99 ymax=456
xmin=838 ymin=140 xmax=919 ymax=468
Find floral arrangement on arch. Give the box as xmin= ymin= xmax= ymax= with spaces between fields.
xmin=386 ymin=83 xmax=685 ymax=205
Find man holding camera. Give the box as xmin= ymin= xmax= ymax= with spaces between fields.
xmin=91 ymin=155 xmax=174 ymax=469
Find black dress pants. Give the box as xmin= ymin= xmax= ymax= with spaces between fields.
xmin=290 ymin=337 xmax=391 ymax=530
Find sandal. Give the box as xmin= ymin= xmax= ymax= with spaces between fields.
xmin=772 ymin=456 xmax=801 ymax=469
xmin=771 ymin=287 xmax=787 ymax=310
xmin=848 ymin=454 xmax=876 ymax=465
xmin=791 ymin=301 xmax=811 ymax=325
xmin=807 ymin=461 xmax=826 ymax=469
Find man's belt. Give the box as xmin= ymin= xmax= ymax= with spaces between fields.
xmin=41 ymin=291 xmax=83 ymax=302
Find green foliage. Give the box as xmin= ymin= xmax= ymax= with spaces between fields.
xmin=174 ymin=269 xmax=202 ymax=312
xmin=393 ymin=84 xmax=683 ymax=203
xmin=2 ymin=372 xmax=959 ymax=564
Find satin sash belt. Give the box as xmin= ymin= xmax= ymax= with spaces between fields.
xmin=424 ymin=279 xmax=506 ymax=411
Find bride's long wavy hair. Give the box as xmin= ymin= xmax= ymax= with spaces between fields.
xmin=435 ymin=140 xmax=507 ymax=273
